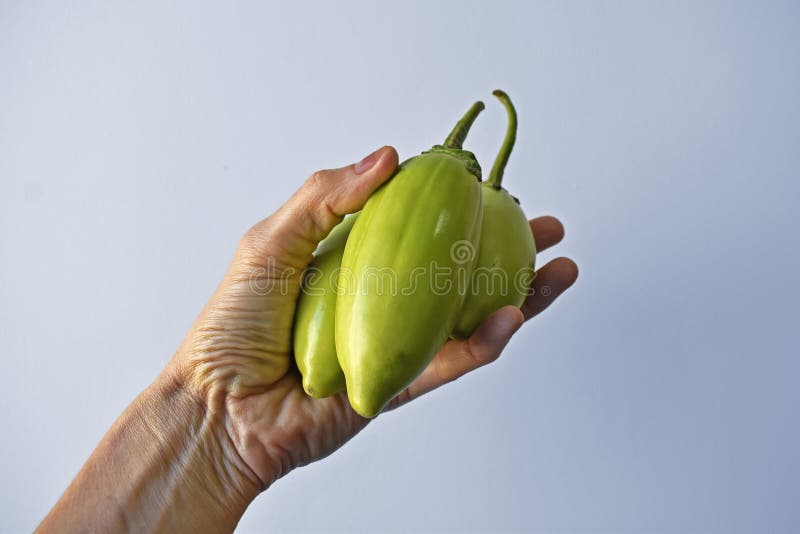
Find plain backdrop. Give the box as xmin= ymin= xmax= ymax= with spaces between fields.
xmin=2 ymin=1 xmax=799 ymax=533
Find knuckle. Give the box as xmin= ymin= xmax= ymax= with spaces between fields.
xmin=302 ymin=170 xmax=344 ymax=239
xmin=307 ymin=169 xmax=333 ymax=192
xmin=433 ymin=354 xmax=452 ymax=384
xmin=464 ymin=339 xmax=495 ymax=366
xmin=238 ymin=217 xmax=273 ymax=253
xmin=240 ymin=223 xmax=261 ymax=247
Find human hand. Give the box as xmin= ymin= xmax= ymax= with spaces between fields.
xmin=38 ymin=145 xmax=577 ymax=532
xmin=165 ymin=145 xmax=578 ymax=493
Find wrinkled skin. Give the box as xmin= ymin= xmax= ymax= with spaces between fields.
xmin=167 ymin=146 xmax=579 ymax=489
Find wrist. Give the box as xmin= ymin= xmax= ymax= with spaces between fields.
xmin=170 ymin=349 xmax=289 ymax=491
xmin=40 ymin=368 xmax=263 ymax=533
xmin=144 ymin=369 xmax=263 ymax=526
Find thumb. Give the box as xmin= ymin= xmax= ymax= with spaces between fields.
xmin=237 ymin=146 xmax=399 ymax=269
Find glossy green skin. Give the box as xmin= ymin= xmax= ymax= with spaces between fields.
xmin=453 ymin=184 xmax=537 ymax=339
xmin=336 ymin=151 xmax=483 ymax=418
xmin=293 ymin=215 xmax=357 ymax=398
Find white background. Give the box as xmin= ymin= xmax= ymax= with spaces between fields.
xmin=2 ymin=1 xmax=799 ymax=532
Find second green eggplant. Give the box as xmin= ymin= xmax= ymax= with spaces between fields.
xmin=453 ymin=90 xmax=537 ymax=338
xmin=293 ymin=214 xmax=357 ymax=398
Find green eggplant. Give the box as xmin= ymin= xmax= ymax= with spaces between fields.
xmin=336 ymin=102 xmax=486 ymax=418
xmin=453 ymin=90 xmax=537 ymax=339
xmin=293 ymin=214 xmax=358 ymax=398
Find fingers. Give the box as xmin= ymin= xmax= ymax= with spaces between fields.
xmin=238 ymin=146 xmax=399 ymax=267
xmin=521 ymin=257 xmax=579 ymax=321
xmin=530 ymin=216 xmax=565 ymax=253
xmin=386 ymin=306 xmax=524 ymax=411
xmin=386 ymin=255 xmax=578 ymax=412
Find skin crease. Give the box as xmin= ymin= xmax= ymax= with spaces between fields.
xmin=38 ymin=146 xmax=578 ymax=533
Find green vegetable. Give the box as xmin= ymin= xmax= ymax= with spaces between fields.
xmin=293 ymin=214 xmax=357 ymax=398
xmin=453 ymin=90 xmax=537 ymax=339
xmin=336 ymin=102 xmax=486 ymax=418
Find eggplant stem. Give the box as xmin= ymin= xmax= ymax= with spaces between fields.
xmin=443 ymin=101 xmax=485 ymax=149
xmin=486 ymin=90 xmax=517 ymax=189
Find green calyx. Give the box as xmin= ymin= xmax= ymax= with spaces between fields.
xmin=486 ymin=89 xmax=518 ymax=192
xmin=421 ymin=100 xmax=485 ymax=180
xmin=422 ymin=145 xmax=482 ymax=180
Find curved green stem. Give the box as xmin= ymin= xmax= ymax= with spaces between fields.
xmin=487 ymin=89 xmax=517 ymax=189
xmin=442 ymin=101 xmax=485 ymax=149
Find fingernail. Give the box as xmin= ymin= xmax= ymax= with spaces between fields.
xmin=354 ymin=147 xmax=383 ymax=174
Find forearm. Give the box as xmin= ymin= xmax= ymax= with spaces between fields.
xmin=38 ymin=370 xmax=261 ymax=533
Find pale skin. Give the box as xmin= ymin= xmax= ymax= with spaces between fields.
xmin=38 ymin=146 xmax=578 ymax=532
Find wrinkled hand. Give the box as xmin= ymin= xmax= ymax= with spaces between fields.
xmin=166 ymin=146 xmax=578 ymax=490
